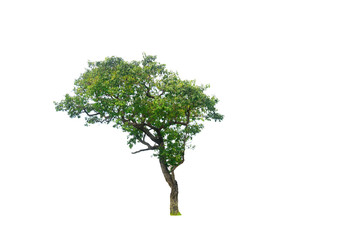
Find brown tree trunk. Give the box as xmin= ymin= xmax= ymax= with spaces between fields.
xmin=170 ymin=180 xmax=181 ymax=215
xmin=159 ymin=157 xmax=181 ymax=215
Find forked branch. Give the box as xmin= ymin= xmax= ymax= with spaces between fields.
xmin=132 ymin=145 xmax=159 ymax=154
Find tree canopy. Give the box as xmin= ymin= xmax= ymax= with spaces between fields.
xmin=54 ymin=54 xmax=223 ymax=173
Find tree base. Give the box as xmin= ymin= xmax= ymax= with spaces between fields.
xmin=170 ymin=211 xmax=182 ymax=216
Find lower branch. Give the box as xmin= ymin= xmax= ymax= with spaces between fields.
xmin=131 ymin=145 xmax=159 ymax=154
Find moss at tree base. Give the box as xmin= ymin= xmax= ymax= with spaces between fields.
xmin=170 ymin=212 xmax=182 ymax=216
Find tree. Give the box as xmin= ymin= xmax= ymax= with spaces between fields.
xmin=54 ymin=54 xmax=223 ymax=215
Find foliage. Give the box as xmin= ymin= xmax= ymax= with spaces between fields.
xmin=54 ymin=54 xmax=223 ymax=172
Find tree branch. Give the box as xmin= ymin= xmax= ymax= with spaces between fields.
xmin=132 ymin=148 xmax=152 ymax=154
xmin=146 ymin=91 xmax=155 ymax=99
xmin=169 ymin=121 xmax=188 ymax=126
xmin=132 ymin=145 xmax=159 ymax=154
xmin=138 ymin=134 xmax=152 ymax=148
xmin=144 ymin=84 xmax=155 ymax=99
xmin=121 ymin=117 xmax=160 ymax=143
xmin=83 ymin=109 xmax=100 ymax=117
xmin=139 ymin=125 xmax=161 ymax=144
xmin=144 ymin=122 xmax=161 ymax=132
xmin=131 ymin=132 xmax=160 ymax=154
xmin=159 ymin=120 xmax=188 ymax=130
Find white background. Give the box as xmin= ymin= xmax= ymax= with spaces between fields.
xmin=1 ymin=0 xmax=359 ymax=239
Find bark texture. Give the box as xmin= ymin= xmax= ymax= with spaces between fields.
xmin=159 ymin=157 xmax=181 ymax=215
xmin=170 ymin=180 xmax=180 ymax=215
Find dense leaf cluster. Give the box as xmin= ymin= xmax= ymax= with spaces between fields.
xmin=54 ymin=54 xmax=223 ymax=172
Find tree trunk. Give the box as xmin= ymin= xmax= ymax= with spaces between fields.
xmin=170 ymin=180 xmax=181 ymax=215
xmin=159 ymin=157 xmax=181 ymax=215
